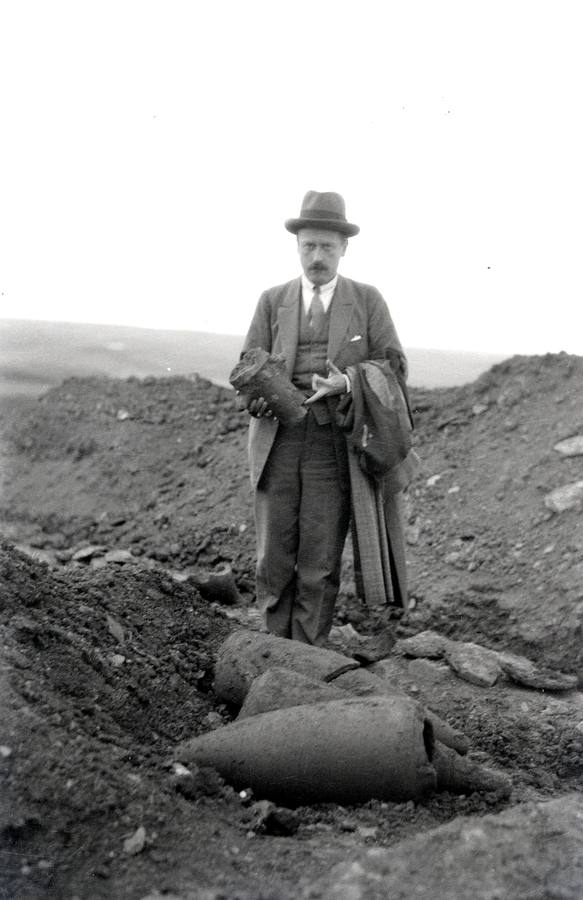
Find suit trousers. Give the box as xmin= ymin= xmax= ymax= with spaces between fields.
xmin=254 ymin=412 xmax=351 ymax=646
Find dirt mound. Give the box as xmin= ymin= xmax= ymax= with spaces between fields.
xmin=0 ymin=540 xmax=239 ymax=899
xmin=0 ymin=373 xmax=256 ymax=585
xmin=1 ymin=353 xmax=583 ymax=898
xmin=397 ymin=352 xmax=583 ymax=673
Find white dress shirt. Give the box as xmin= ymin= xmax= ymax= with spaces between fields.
xmin=301 ymin=274 xmax=338 ymax=313
xmin=300 ymin=273 xmax=350 ymax=393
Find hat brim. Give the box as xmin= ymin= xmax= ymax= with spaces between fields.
xmin=285 ymin=217 xmax=360 ymax=237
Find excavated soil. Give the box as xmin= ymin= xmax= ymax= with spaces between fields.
xmin=1 ymin=354 xmax=583 ymax=899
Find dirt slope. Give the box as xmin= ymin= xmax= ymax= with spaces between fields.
xmin=1 ymin=353 xmax=582 ymax=899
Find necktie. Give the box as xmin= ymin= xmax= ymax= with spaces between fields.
xmin=308 ymin=286 xmax=326 ymax=331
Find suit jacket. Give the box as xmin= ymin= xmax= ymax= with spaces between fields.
xmin=243 ymin=274 xmax=405 ymax=488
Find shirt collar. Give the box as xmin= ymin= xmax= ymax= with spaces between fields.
xmin=301 ymin=273 xmax=338 ymax=295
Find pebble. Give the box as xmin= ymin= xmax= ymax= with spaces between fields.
xmin=544 ymin=481 xmax=583 ymax=513
xmin=104 ymin=549 xmax=135 ymax=564
xmin=498 ymin=653 xmax=578 ymax=691
xmin=72 ymin=545 xmax=106 ymax=562
xmin=554 ymin=435 xmax=583 ymax=457
xmin=358 ymin=826 xmax=379 ymax=840
xmin=394 ymin=630 xmax=451 ymax=659
xmin=123 ymin=825 xmax=147 ymax=855
xmin=445 ymin=642 xmax=501 ymax=687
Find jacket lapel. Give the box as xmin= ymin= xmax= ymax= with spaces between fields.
xmin=328 ymin=275 xmax=355 ymax=362
xmin=276 ymin=277 xmax=302 ymax=376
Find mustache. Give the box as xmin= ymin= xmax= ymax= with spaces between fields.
xmin=309 ymin=264 xmax=327 ymax=271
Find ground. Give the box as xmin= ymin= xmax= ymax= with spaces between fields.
xmin=0 ymin=354 xmax=582 ymax=899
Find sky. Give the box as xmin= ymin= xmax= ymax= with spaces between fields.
xmin=1 ymin=0 xmax=582 ymax=356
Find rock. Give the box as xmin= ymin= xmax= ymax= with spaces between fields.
xmin=408 ymin=658 xmax=453 ymax=685
xmin=405 ymin=522 xmax=421 ymax=545
xmin=445 ymin=642 xmax=502 ymax=687
xmin=201 ymin=711 xmax=225 ymax=730
xmin=169 ymin=762 xmax=226 ymax=800
xmin=554 ymin=435 xmax=583 ymax=457
xmin=498 ymin=652 xmax=578 ymax=691
xmin=104 ymin=549 xmax=135 ymax=564
xmin=247 ymin=800 xmax=299 ymax=836
xmin=394 ymin=630 xmax=451 ymax=659
xmin=327 ymin=623 xmax=366 ymax=657
xmin=329 ymin=623 xmax=363 ymax=643
xmin=106 ymin=614 xmax=125 ymax=644
xmin=14 ymin=545 xmax=57 ymax=567
xmin=544 ymin=481 xmax=583 ymax=513
xmin=188 ymin=564 xmax=241 ymax=605
xmin=357 ymin=826 xmax=378 ymax=840
xmin=351 ymin=630 xmax=396 ymax=665
xmin=71 ymin=545 xmax=107 ymax=562
xmin=123 ymin=825 xmax=146 ymax=855
xmin=445 ymin=550 xmax=465 ymax=566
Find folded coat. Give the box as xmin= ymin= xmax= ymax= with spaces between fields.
xmin=338 ymin=361 xmax=420 ymax=608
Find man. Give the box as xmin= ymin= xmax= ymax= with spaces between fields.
xmin=241 ymin=190 xmax=408 ymax=646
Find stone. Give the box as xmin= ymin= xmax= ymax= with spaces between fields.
xmin=14 ymin=545 xmax=57 ymax=567
xmin=408 ymin=658 xmax=453 ymax=685
xmin=247 ymin=800 xmax=299 ymax=836
xmin=445 ymin=642 xmax=501 ymax=687
xmin=170 ymin=762 xmax=226 ymax=800
xmin=104 ymin=549 xmax=135 ymax=564
xmin=498 ymin=652 xmax=578 ymax=691
xmin=71 ymin=545 xmax=106 ymax=562
xmin=123 ymin=826 xmax=146 ymax=855
xmin=357 ymin=826 xmax=379 ymax=840
xmin=544 ymin=481 xmax=583 ymax=513
xmin=554 ymin=435 xmax=583 ymax=457
xmin=394 ymin=630 xmax=451 ymax=659
xmin=106 ymin=614 xmax=125 ymax=644
xmin=188 ymin=564 xmax=241 ymax=605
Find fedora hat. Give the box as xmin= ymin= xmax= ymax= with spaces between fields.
xmin=285 ymin=191 xmax=360 ymax=237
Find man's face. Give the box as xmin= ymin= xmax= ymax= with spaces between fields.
xmin=297 ymin=228 xmax=347 ymax=286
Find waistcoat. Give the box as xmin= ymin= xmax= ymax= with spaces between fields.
xmin=292 ymin=298 xmax=332 ymax=425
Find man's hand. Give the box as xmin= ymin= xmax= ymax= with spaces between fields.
xmin=236 ymin=392 xmax=274 ymax=418
xmin=304 ymin=360 xmax=347 ymax=406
